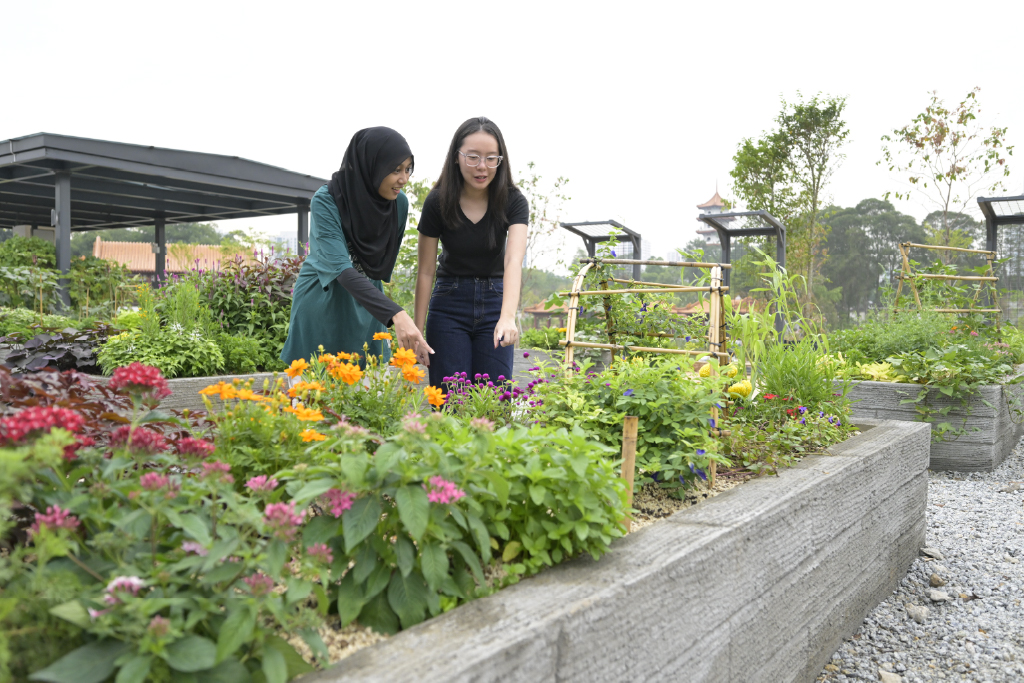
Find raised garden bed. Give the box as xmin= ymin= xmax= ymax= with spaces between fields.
xmin=85 ymin=371 xmax=281 ymax=411
xmin=300 ymin=418 xmax=931 ymax=683
xmin=846 ymin=379 xmax=1024 ymax=471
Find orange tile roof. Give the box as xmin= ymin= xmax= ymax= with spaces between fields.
xmin=92 ymin=237 xmax=245 ymax=273
xmin=674 ymin=296 xmax=758 ymax=315
xmin=697 ymin=190 xmax=725 ymax=209
xmin=523 ymin=301 xmax=568 ymax=314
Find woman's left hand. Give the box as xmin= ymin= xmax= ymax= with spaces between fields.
xmin=493 ymin=316 xmax=519 ymax=349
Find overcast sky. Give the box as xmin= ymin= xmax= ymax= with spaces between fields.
xmin=4 ymin=0 xmax=1022 ymax=266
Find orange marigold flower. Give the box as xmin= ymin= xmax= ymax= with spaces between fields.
xmin=236 ymin=388 xmax=268 ymax=402
xmin=300 ymin=429 xmax=327 ymax=442
xmin=282 ymin=404 xmax=325 ymax=421
xmin=287 ymin=381 xmax=325 ymax=398
xmin=199 ymin=382 xmax=238 ymax=400
xmin=372 ymin=332 xmax=393 ymax=341
xmin=424 ymin=385 xmax=447 ymax=408
xmin=389 ymin=347 xmax=417 ymax=368
xmin=337 ymin=351 xmax=353 ymax=361
xmin=317 ymin=353 xmax=337 ymax=364
xmin=402 ymin=364 xmax=425 ymax=383
xmin=333 ymin=363 xmax=363 ymax=386
xmin=285 ymin=358 xmax=310 ymax=379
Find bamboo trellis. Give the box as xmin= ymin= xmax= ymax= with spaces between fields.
xmin=894 ymin=242 xmax=1001 ymax=317
xmin=559 ymin=258 xmax=732 ymax=486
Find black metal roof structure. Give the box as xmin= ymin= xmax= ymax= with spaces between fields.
xmin=696 ymin=210 xmax=786 ymax=288
xmin=978 ymin=194 xmax=1024 ymax=252
xmin=560 ymin=220 xmax=643 ymax=279
xmin=0 ymin=133 xmax=327 ymax=298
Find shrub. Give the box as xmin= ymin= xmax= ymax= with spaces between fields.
xmin=520 ymin=326 xmax=563 ymax=350
xmin=217 ymin=333 xmax=282 ymax=375
xmin=98 ymin=328 xmax=225 ymax=379
xmin=0 ymin=236 xmax=55 ymax=268
xmin=3 ymin=323 xmax=118 ymax=374
xmin=0 ymin=307 xmax=82 ymax=338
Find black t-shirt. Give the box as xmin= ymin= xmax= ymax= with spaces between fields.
xmin=417 ymin=187 xmax=529 ymax=277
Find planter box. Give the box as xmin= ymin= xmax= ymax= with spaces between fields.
xmin=846 ymin=379 xmax=1024 ymax=471
xmin=302 ymin=418 xmax=930 ymax=683
xmin=86 ymin=372 xmax=282 ymax=412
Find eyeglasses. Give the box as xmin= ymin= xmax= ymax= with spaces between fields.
xmin=460 ymin=152 xmax=503 ymax=169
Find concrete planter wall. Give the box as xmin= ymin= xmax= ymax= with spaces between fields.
xmin=846 ymin=379 xmax=1024 ymax=471
xmin=86 ymin=372 xmax=281 ymax=412
xmin=303 ymin=418 xmax=930 ymax=683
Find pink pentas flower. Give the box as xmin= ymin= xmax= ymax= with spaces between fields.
xmin=0 ymin=405 xmax=85 ymax=444
xmin=424 ymin=476 xmax=466 ymax=505
xmin=263 ymin=501 xmax=304 ymax=541
xmin=147 ymin=615 xmax=171 ymax=637
xmin=469 ymin=417 xmax=494 ymax=432
xmin=139 ymin=472 xmax=169 ymax=491
xmin=243 ymin=572 xmax=275 ymax=596
xmin=104 ymin=575 xmax=145 ymax=604
xmin=110 ymin=425 xmax=167 ymax=454
xmin=201 ymin=460 xmax=234 ymax=484
xmin=324 ymin=489 xmax=356 ymax=518
xmin=181 ymin=541 xmax=208 ymax=556
xmin=970 ymin=330 xmax=979 ymax=336
xmin=88 ymin=607 xmax=112 ymax=620
xmin=402 ymin=416 xmax=426 ymax=434
xmin=28 ymin=505 xmax=80 ymax=538
xmin=108 ymin=363 xmax=171 ymax=403
xmin=306 ymin=543 xmax=333 ymax=565
xmin=245 ymin=475 xmax=279 ymax=493
xmin=175 ymin=437 xmax=215 ymax=460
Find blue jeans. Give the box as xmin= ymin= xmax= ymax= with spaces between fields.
xmin=426 ymin=276 xmax=513 ymax=389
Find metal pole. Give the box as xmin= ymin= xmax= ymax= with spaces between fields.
xmin=54 ymin=172 xmax=72 ymax=309
xmin=297 ymin=205 xmax=309 ymax=257
xmin=632 ymin=236 xmax=642 ymax=280
xmin=986 ymin=216 xmax=997 ymax=255
xmin=154 ymin=215 xmax=166 ymax=285
xmin=721 ymin=234 xmax=731 ymax=289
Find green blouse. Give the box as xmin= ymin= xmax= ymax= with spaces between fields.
xmin=280 ymin=185 xmax=408 ymax=364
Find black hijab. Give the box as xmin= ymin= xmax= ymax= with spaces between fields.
xmin=327 ymin=127 xmax=413 ymax=280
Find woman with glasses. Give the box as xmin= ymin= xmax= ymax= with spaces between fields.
xmin=281 ymin=126 xmax=432 ymax=368
xmin=414 ymin=117 xmax=528 ymax=390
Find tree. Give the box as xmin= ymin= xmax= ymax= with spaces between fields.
xmin=880 ymin=88 xmax=1013 ymax=256
xmin=731 ymin=93 xmax=849 ymax=297
xmin=516 ymin=162 xmax=570 ymax=307
xmin=384 ymin=177 xmax=432 ymax=309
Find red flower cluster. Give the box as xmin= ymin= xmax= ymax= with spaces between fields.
xmin=108 ymin=363 xmax=171 ymax=405
xmin=109 ymin=425 xmax=167 ymax=454
xmin=0 ymin=405 xmax=85 ymax=443
xmin=763 ymin=394 xmax=778 ymax=400
xmin=175 ymin=437 xmax=215 ymax=460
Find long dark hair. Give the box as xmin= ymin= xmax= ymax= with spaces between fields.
xmin=435 ymin=117 xmax=515 ymax=246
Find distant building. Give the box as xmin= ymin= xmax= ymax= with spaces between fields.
xmin=695 ymin=190 xmax=734 ymax=246
xmin=92 ymin=237 xmax=248 ymax=282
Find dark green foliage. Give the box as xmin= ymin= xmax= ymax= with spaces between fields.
xmin=830 ymin=311 xmax=964 ymax=363
xmin=520 ymin=326 xmax=562 ymax=350
xmin=3 ymin=324 xmax=117 ymax=374
xmin=0 ymin=236 xmax=55 ymax=268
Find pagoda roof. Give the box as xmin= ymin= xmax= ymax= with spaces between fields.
xmin=697 ymin=191 xmax=725 ymax=209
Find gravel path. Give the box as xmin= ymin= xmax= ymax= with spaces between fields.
xmin=817 ymin=438 xmax=1024 ymax=682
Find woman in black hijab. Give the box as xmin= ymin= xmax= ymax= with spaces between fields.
xmin=281 ymin=127 xmax=432 ymax=366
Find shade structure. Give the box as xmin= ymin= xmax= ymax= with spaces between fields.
xmin=559 ymin=220 xmax=642 ymax=279
xmin=695 ymin=210 xmax=786 ymax=288
xmin=0 ymin=133 xmax=326 ymax=300
xmin=978 ymin=194 xmax=1024 ymax=252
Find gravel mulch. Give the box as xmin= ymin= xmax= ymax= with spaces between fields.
xmin=817 ymin=437 xmax=1024 ymax=683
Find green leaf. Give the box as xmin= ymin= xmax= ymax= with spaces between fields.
xmin=528 ymin=483 xmax=546 ymax=505
xmin=114 ymin=655 xmax=152 ymax=683
xmin=502 ymin=541 xmax=522 ymax=562
xmin=481 ymin=470 xmax=509 ymax=505
xmin=216 ymin=605 xmax=254 ymax=663
xmin=177 ymin=513 xmax=212 ymax=546
xmin=299 ymin=628 xmax=330 ymax=664
xmin=364 ymin=563 xmax=392 ymax=599
xmin=351 ymin=543 xmax=379 ymax=584
xmin=29 ymin=640 xmax=132 ymax=683
xmin=450 ymin=540 xmax=485 ymax=586
xmin=264 ymin=636 xmax=312 ymax=678
xmin=387 ymin=569 xmax=429 ymax=629
xmin=419 ymin=542 xmax=449 ymax=591
xmin=261 ymin=646 xmax=287 ymax=683
xmin=165 ymin=635 xmax=217 ymax=673
xmin=343 ymin=495 xmax=382 ymax=553
xmin=49 ymin=600 xmax=91 ymax=629
xmin=395 ymin=535 xmax=415 ymax=577
xmin=266 ymin=539 xmax=287 ymax=577
xmin=336 ymin=571 xmax=367 ymax=627
xmin=194 ymin=658 xmax=251 ymax=683
xmin=465 ymin=512 xmax=492 ymax=562
xmin=374 ymin=442 xmax=403 ymax=474
xmin=302 ymin=515 xmax=341 ymax=547
xmin=286 ymin=579 xmax=313 ymax=604
xmin=358 ymin=591 xmax=400 ymax=635
xmin=395 ymin=484 xmax=429 ymax=541
xmin=291 ymin=478 xmax=336 ymax=505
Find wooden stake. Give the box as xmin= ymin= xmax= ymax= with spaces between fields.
xmin=621 ymin=416 xmax=638 ymax=533
xmin=563 ymin=262 xmax=594 ymax=369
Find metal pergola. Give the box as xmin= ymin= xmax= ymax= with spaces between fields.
xmin=559 ymin=220 xmax=643 ymax=280
xmin=0 ymin=133 xmax=326 ymax=302
xmin=979 ymin=194 xmax=1024 ymax=252
xmin=696 ymin=210 xmax=786 ymax=288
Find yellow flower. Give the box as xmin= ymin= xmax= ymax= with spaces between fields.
xmin=557 ymin=327 xmax=567 ymax=333
xmin=722 ymin=365 xmax=738 ymax=378
xmin=727 ymin=379 xmax=752 ymax=398
xmin=389 ymin=347 xmax=417 ymax=368
xmin=300 ymin=429 xmax=327 ymax=442
xmin=373 ymin=332 xmax=393 ymax=341
xmin=331 ymin=363 xmax=363 ymax=386
xmin=424 ymin=385 xmax=447 ymax=408
xmin=283 ymin=403 xmax=325 ymax=422
xmin=698 ymin=364 xmax=713 ymax=378
xmin=402 ymin=364 xmax=425 ymax=383
xmin=285 ymin=358 xmax=309 ymax=379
